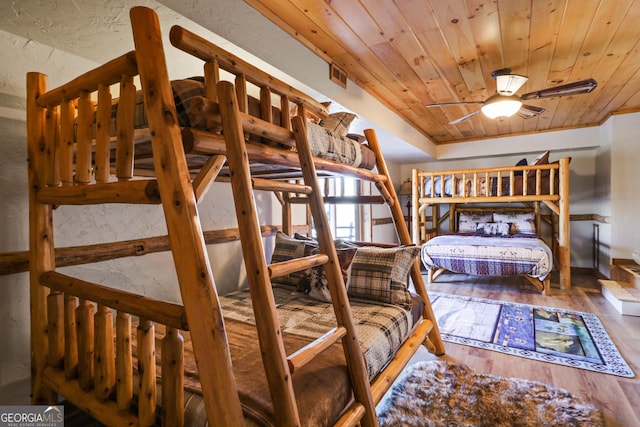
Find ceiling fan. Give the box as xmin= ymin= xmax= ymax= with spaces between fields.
xmin=427 ymin=69 xmax=597 ymax=125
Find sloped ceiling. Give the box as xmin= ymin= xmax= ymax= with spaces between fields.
xmin=244 ymin=0 xmax=640 ymax=144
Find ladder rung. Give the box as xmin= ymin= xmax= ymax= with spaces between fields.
xmin=287 ymin=326 xmax=347 ymax=374
xmin=333 ymin=401 xmax=365 ymax=427
xmin=287 ymin=195 xmax=386 ymax=205
xmin=268 ymin=253 xmax=328 ymax=279
xmin=251 ymin=177 xmax=312 ymax=194
xmin=323 ymin=195 xmax=385 ymax=204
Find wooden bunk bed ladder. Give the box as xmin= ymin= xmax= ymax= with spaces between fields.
xmin=217 ymin=80 xmax=377 ymax=426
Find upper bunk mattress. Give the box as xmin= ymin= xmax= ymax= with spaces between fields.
xmin=106 ymin=78 xmax=376 ymax=170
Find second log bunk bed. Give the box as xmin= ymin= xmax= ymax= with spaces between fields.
xmin=411 ymin=152 xmax=571 ymax=295
xmin=26 ymin=6 xmax=444 ymax=427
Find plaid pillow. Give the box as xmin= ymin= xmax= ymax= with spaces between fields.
xmin=307 ymin=246 xmax=358 ymax=302
xmin=346 ymin=246 xmax=419 ymax=309
xmin=319 ymin=112 xmax=357 ymax=136
xmin=270 ymin=232 xmax=318 ymax=289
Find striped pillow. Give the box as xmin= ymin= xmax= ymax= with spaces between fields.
xmin=346 ymin=246 xmax=420 ymax=309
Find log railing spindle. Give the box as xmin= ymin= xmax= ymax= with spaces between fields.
xmin=137 ymin=318 xmax=156 ymax=427
xmin=94 ymin=304 xmax=115 ymax=400
xmin=46 ymin=291 xmax=64 ymax=368
xmin=64 ymin=294 xmax=78 ymax=379
xmin=162 ymin=327 xmax=184 ymax=427
xmin=76 ymin=298 xmax=95 ymax=390
xmin=116 ymin=312 xmax=133 ymax=412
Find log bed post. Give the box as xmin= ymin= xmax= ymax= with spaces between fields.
xmin=27 ymin=71 xmax=55 ymax=405
xmin=559 ymin=157 xmax=571 ymax=289
xmin=411 ymin=168 xmax=420 ymax=244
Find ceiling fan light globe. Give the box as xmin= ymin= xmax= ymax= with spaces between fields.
xmin=481 ymin=94 xmax=523 ymax=119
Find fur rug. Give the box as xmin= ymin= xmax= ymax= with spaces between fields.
xmin=377 ymin=360 xmax=604 ymax=427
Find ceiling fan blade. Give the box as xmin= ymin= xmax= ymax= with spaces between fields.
xmin=496 ymin=74 xmax=528 ymax=96
xmin=517 ymin=104 xmax=545 ymax=119
xmin=426 ymin=101 xmax=483 ymax=108
xmin=520 ymin=78 xmax=597 ymax=100
xmin=449 ymin=109 xmax=481 ymax=124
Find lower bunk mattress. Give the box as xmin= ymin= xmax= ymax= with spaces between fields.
xmin=421 ymin=234 xmax=553 ymax=280
xmin=141 ymin=285 xmax=419 ymax=426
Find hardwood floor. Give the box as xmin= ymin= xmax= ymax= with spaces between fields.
xmin=411 ymin=270 xmax=640 ymax=427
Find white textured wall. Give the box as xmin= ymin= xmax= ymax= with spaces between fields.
xmin=610 ymin=114 xmax=640 ymax=261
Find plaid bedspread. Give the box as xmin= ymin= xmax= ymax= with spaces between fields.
xmin=219 ymin=286 xmax=413 ymax=380
xmin=421 ymin=234 xmax=553 ymax=279
xmin=102 ymin=78 xmax=375 ymax=169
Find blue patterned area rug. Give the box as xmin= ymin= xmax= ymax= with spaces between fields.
xmin=430 ymin=293 xmax=634 ymax=377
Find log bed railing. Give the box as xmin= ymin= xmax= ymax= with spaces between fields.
xmin=412 ymin=157 xmax=571 ymax=290
xmin=40 ymin=272 xmax=187 ymax=426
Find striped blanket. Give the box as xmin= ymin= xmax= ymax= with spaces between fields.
xmin=421 ymin=234 xmax=553 ymax=279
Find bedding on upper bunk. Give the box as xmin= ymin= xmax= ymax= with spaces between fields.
xmin=421 ymin=151 xmax=558 ymax=198
xmin=422 ymin=175 xmax=469 ymax=197
xmin=101 ymin=78 xmax=376 ymax=169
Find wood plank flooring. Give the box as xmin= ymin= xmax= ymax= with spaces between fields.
xmin=411 ymin=270 xmax=640 ymax=427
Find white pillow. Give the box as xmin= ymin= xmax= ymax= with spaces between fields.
xmin=458 ymin=212 xmax=493 ymax=233
xmin=493 ymin=212 xmax=536 ymax=235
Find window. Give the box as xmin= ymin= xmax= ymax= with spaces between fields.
xmin=312 ymin=177 xmax=370 ymax=241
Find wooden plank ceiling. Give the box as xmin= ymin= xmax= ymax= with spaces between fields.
xmin=244 ymin=0 xmax=640 ymax=144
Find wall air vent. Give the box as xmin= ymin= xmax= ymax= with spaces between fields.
xmin=330 ymin=63 xmax=347 ymax=88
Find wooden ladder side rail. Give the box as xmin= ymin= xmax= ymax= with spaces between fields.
xmin=293 ymin=116 xmax=378 ymax=427
xmin=365 ymin=129 xmax=445 ymax=355
xmin=217 ymin=79 xmax=301 ymax=425
xmin=130 ymin=7 xmax=245 ymax=426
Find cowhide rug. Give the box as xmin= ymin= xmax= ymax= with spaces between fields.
xmin=377 ymin=360 xmax=604 ymax=427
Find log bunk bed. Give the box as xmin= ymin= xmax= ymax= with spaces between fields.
xmin=411 ymin=152 xmax=571 ymax=295
xmin=25 ymin=6 xmax=444 ymax=427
